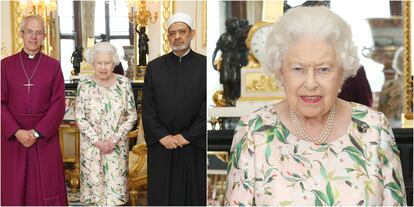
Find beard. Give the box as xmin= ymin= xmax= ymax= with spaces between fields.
xmin=171 ymin=40 xmax=191 ymax=52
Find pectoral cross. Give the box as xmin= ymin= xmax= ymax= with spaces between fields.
xmin=24 ymin=80 xmax=35 ymax=93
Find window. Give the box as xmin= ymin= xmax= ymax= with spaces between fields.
xmin=95 ymin=0 xmax=131 ymax=74
xmin=57 ymin=0 xmax=132 ymax=80
xmin=57 ymin=0 xmax=75 ymax=81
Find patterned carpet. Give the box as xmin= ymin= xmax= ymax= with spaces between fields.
xmin=67 ymin=187 xmax=82 ymax=206
xmin=66 ymin=187 xmax=147 ymax=206
xmin=64 ymin=162 xmax=147 ymax=206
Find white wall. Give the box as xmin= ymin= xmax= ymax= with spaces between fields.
xmin=147 ymin=1 xmax=162 ymax=61
xmin=206 ymin=0 xmax=225 ymax=108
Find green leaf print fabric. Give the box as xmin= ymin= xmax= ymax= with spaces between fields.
xmin=225 ymin=103 xmax=406 ymax=206
xmin=75 ymin=75 xmax=137 ymax=205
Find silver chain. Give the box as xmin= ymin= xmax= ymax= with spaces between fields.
xmin=19 ymin=52 xmax=42 ymax=87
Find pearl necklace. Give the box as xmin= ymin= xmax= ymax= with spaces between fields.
xmin=289 ymin=103 xmax=336 ymax=144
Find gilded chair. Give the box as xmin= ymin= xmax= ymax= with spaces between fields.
xmin=128 ymin=117 xmax=147 ymax=205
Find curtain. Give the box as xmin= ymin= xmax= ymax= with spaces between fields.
xmin=81 ymin=1 xmax=95 ymax=48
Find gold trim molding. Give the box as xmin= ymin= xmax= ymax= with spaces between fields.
xmin=11 ymin=1 xmax=24 ymax=54
xmin=403 ymin=1 xmax=413 ymax=120
xmin=162 ymin=0 xmax=174 ymax=54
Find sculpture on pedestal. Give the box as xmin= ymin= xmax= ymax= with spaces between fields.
xmin=99 ymin=33 xmax=108 ymax=42
xmin=212 ymin=18 xmax=251 ymax=106
xmin=136 ymin=26 xmax=149 ymax=66
xmin=70 ymin=46 xmax=83 ymax=75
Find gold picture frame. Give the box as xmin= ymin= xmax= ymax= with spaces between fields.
xmin=403 ymin=1 xmax=413 ymax=121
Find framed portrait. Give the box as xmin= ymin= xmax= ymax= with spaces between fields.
xmin=63 ymin=90 xmax=76 ymax=122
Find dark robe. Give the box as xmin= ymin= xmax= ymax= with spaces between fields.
xmin=142 ymin=50 xmax=206 ymax=205
xmin=339 ymin=66 xmax=373 ymax=107
xmin=1 ymin=51 xmax=68 ymax=205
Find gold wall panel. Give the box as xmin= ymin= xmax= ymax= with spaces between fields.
xmin=10 ymin=1 xmax=58 ymax=59
xmin=162 ymin=0 xmax=173 ymax=54
xmin=11 ymin=1 xmax=24 ymax=54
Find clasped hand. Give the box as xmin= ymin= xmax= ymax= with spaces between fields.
xmin=15 ymin=129 xmax=37 ymax=148
xmin=159 ymin=134 xmax=190 ymax=149
xmin=95 ymin=138 xmax=118 ymax=154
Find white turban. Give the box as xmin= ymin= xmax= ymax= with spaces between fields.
xmin=167 ymin=12 xmax=193 ymax=29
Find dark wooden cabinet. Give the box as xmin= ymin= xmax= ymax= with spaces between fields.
xmin=393 ymin=128 xmax=413 ymax=205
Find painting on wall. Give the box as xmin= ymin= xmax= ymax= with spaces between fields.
xmin=64 ymin=90 xmax=76 ymax=122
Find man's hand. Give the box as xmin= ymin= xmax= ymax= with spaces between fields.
xmin=15 ymin=129 xmax=36 ymax=148
xmin=94 ymin=141 xmax=114 ymax=154
xmin=159 ymin=135 xmax=177 ymax=149
xmin=173 ymin=134 xmax=190 ymax=148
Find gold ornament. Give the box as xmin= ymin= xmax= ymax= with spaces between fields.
xmin=212 ymin=91 xmax=227 ymax=107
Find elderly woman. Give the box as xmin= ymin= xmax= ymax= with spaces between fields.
xmin=75 ymin=42 xmax=137 ymax=205
xmin=225 ymin=6 xmax=406 ymax=206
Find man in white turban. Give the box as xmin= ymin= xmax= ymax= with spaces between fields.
xmin=142 ymin=12 xmax=206 ymax=205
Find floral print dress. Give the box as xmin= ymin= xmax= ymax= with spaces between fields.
xmin=225 ymin=102 xmax=406 ymax=206
xmin=75 ymin=75 xmax=137 ymax=205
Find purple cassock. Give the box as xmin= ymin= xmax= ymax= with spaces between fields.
xmin=1 ymin=51 xmax=68 ymax=205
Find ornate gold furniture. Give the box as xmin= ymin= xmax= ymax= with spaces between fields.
xmin=127 ymin=118 xmax=147 ymax=206
xmin=59 ymin=121 xmax=148 ymax=205
xmin=207 ymin=151 xmax=229 ymax=206
xmin=128 ymin=142 xmax=147 ymax=205
xmin=58 ymin=123 xmax=80 ymax=194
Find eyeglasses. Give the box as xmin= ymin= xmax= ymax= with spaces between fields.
xmin=21 ymin=29 xmax=44 ymax=37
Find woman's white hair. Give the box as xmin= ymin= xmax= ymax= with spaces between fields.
xmin=86 ymin=42 xmax=120 ymax=65
xmin=265 ymin=6 xmax=360 ymax=81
